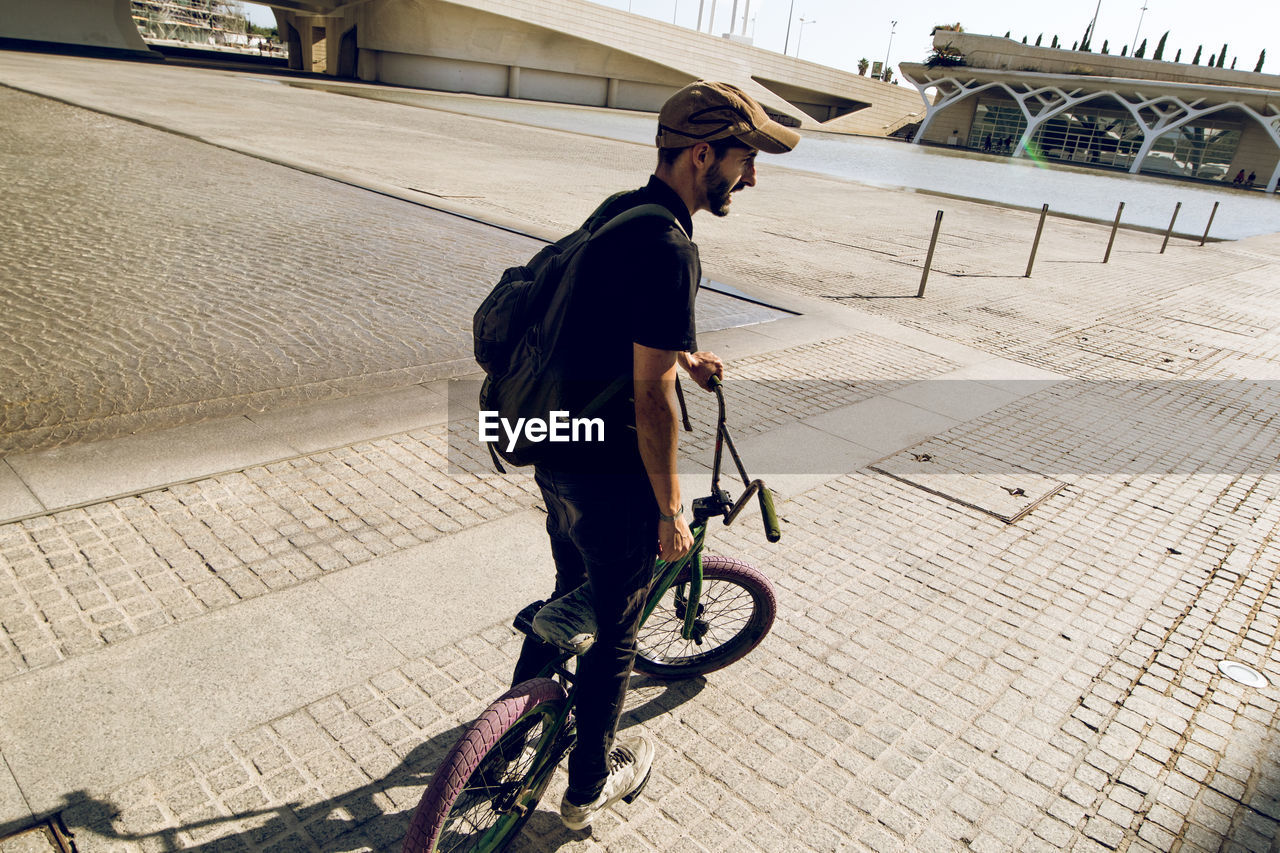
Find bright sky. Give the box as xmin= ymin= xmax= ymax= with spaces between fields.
xmin=242 ymin=1 xmax=1278 ymax=83
xmin=592 ymin=0 xmax=1278 ymax=83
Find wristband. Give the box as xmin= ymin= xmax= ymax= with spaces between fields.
xmin=658 ymin=504 xmax=683 ymax=523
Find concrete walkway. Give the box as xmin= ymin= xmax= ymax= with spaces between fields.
xmin=2 ymin=48 xmax=1279 ymax=853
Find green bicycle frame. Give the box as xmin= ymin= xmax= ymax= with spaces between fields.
xmin=643 ymin=519 xmax=709 ymax=642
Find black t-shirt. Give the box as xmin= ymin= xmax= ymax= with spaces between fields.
xmin=549 ymin=176 xmax=701 ymax=472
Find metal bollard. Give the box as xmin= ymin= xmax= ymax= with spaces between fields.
xmin=1025 ymin=204 xmax=1049 ymax=278
xmin=918 ymin=210 xmax=944 ymax=297
xmin=1200 ymin=201 xmax=1220 ymax=246
xmin=1103 ymin=201 xmax=1125 ymax=263
xmin=1160 ymin=202 xmax=1182 ymax=253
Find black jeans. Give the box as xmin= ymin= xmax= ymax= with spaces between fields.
xmin=511 ymin=465 xmax=657 ymax=802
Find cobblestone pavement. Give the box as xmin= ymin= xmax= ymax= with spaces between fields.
xmin=3 ymin=50 xmax=1280 ymax=853
xmin=46 ymin=428 xmax=1280 ymax=852
xmin=0 ymin=332 xmax=959 ymax=682
xmin=7 ymin=356 xmax=1280 ymax=851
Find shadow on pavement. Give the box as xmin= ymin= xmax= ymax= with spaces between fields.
xmin=44 ymin=676 xmax=704 ymax=852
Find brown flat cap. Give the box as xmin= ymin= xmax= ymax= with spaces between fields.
xmin=656 ymin=81 xmax=801 ymax=154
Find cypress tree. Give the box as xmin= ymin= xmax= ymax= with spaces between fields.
xmin=1175 ymin=48 xmax=1181 ymax=62
xmin=1153 ymin=31 xmax=1168 ymax=61
xmin=1052 ymin=35 xmax=1059 ymax=48
xmin=1022 ymin=35 xmax=1027 ymax=44
xmin=1122 ymin=45 xmax=1128 ymax=56
xmin=1102 ymin=39 xmax=1110 ymax=54
xmin=1216 ymin=44 xmax=1227 ymax=67
xmin=1192 ymin=45 xmax=1201 ymax=64
xmin=1035 ymin=34 xmax=1042 ymax=46
xmin=1256 ymin=49 xmax=1267 ymax=72
xmin=1135 ymin=38 xmax=1147 ymax=58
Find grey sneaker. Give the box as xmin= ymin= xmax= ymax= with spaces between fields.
xmin=533 ymin=585 xmax=597 ymax=655
xmin=560 ymin=734 xmax=655 ymax=830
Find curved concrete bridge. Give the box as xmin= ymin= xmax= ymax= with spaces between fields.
xmin=0 ymin=0 xmax=922 ymax=136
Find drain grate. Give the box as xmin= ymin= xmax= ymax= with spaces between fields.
xmin=0 ymin=819 xmax=74 ymax=853
xmin=870 ymin=445 xmax=1067 ymax=524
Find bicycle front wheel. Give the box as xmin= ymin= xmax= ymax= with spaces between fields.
xmin=402 ymin=678 xmax=568 ymax=853
xmin=633 ymin=555 xmax=776 ymax=679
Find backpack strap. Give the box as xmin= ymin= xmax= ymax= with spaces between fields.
xmin=485 ymin=204 xmax=683 ymax=476
xmin=592 ymin=203 xmax=686 ymax=240
xmin=570 ymin=202 xmax=685 ymax=437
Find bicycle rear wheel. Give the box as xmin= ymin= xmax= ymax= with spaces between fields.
xmin=634 ymin=555 xmax=776 ymax=679
xmin=402 ymin=678 xmax=568 ymax=853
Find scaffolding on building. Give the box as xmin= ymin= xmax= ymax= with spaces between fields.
xmin=131 ymin=0 xmax=249 ymax=46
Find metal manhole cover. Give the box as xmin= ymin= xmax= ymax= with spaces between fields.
xmin=1218 ymin=660 xmax=1269 ymax=688
xmin=869 ymin=445 xmax=1067 ymax=524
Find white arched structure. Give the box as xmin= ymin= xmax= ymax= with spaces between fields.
xmin=908 ymin=71 xmax=1280 ymax=193
xmin=902 ymin=32 xmax=1280 ymax=193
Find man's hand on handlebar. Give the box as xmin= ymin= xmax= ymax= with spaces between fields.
xmin=658 ymin=515 xmax=694 ymax=561
xmin=678 ymin=351 xmax=724 ymax=391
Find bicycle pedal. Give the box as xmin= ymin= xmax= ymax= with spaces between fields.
xmin=622 ymin=768 xmax=651 ymax=805
xmin=513 ymin=600 xmax=546 ymax=637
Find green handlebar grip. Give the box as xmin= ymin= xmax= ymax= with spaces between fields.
xmin=707 ymin=374 xmax=722 ymax=389
xmin=758 ymin=485 xmax=781 ymax=542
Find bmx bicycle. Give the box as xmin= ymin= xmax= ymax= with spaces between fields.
xmin=402 ymin=378 xmax=781 ymax=852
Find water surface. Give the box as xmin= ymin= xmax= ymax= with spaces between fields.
xmin=284 ymin=80 xmax=1280 ymax=240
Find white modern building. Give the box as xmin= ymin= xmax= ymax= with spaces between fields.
xmin=900 ymin=31 xmax=1280 ymax=193
xmin=2 ymin=0 xmax=923 ymax=138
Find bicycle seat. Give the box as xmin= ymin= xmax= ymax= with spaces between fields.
xmin=532 ymin=584 xmax=596 ymax=655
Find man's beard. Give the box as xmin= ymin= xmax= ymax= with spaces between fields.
xmin=706 ymin=170 xmax=735 ymax=217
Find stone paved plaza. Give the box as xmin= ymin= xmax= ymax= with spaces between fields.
xmin=2 ymin=49 xmax=1280 ymax=853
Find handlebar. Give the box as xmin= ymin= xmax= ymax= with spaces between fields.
xmin=696 ymin=376 xmax=781 ymax=543
xmin=757 ymin=485 xmax=782 ymax=543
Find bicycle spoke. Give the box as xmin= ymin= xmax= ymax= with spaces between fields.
xmin=435 ymin=717 xmax=547 ymax=852
xmin=637 ymin=577 xmax=757 ymax=664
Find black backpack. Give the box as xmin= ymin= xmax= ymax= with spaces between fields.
xmin=473 ymin=202 xmax=679 ymax=471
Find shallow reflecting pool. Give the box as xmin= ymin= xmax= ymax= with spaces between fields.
xmin=777 ymin=132 xmax=1280 ymax=240
xmin=281 ymin=80 xmax=1280 ymax=240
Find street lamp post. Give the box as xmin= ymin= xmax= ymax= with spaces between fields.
xmin=882 ymin=19 xmax=897 ymax=80
xmin=783 ymin=0 xmax=797 ymax=55
xmin=1132 ymin=1 xmax=1149 ymax=53
xmin=1089 ymin=0 xmax=1103 ymax=45
xmin=797 ymin=17 xmax=816 ymax=57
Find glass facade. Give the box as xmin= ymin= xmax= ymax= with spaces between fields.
xmin=967 ymin=101 xmax=1027 ymax=154
xmin=1143 ymin=118 xmax=1241 ymax=180
xmin=963 ymin=95 xmax=1242 ymax=181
